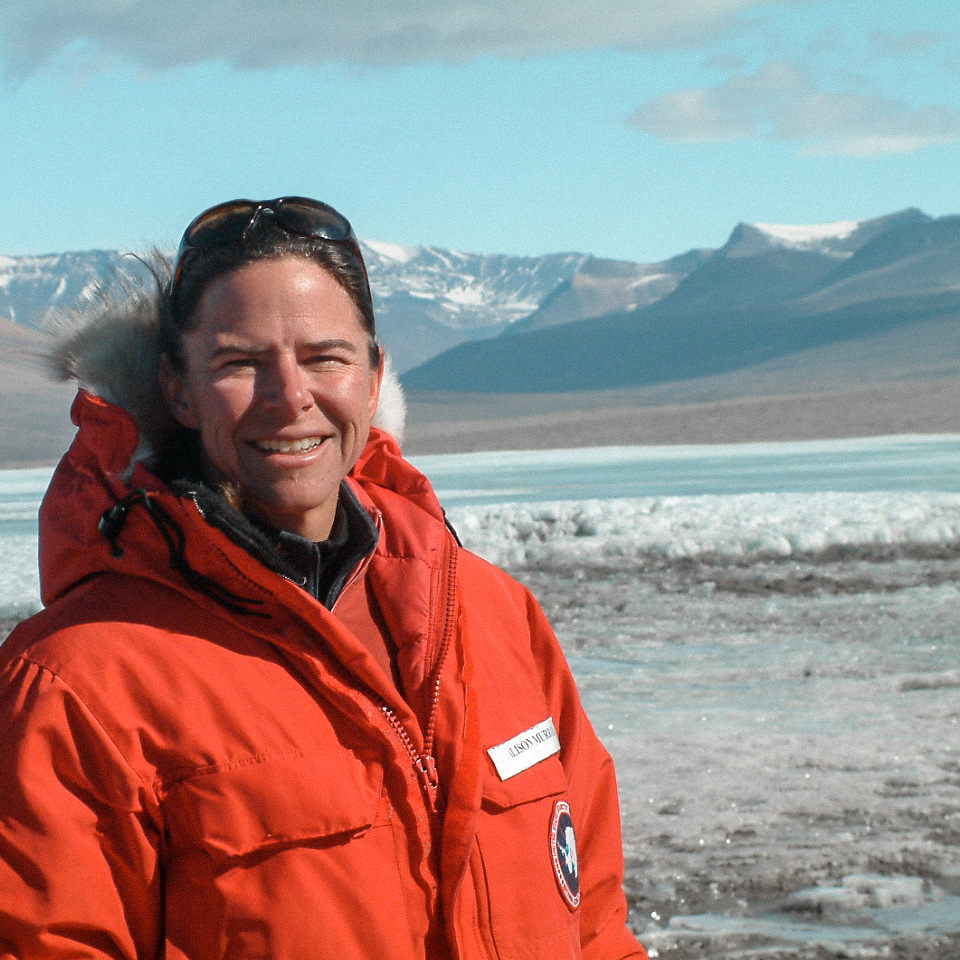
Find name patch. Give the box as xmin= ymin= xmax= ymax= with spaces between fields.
xmin=487 ymin=718 xmax=560 ymax=780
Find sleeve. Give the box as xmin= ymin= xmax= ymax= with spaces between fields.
xmin=0 ymin=655 xmax=164 ymax=960
xmin=524 ymin=590 xmax=648 ymax=960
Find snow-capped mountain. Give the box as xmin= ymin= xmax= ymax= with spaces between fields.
xmin=3 ymin=207 xmax=954 ymax=397
xmin=359 ymin=242 xmax=598 ymax=370
xmin=0 ymin=242 xmax=614 ymax=373
xmin=362 ymin=240 xmax=588 ymax=331
xmin=505 ymin=249 xmax=712 ymax=337
xmin=719 ymin=209 xmax=930 ymax=259
xmin=0 ymin=250 xmax=153 ymax=330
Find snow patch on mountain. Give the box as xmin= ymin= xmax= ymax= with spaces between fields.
xmin=362 ymin=239 xmax=418 ymax=264
xmin=752 ymin=219 xmax=863 ymax=248
xmin=631 ymin=272 xmax=672 ymax=289
xmin=721 ymin=209 xmax=930 ymax=261
xmin=444 ymin=285 xmax=490 ymax=308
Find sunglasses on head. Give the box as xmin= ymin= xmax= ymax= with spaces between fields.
xmin=169 ymin=196 xmax=368 ymax=305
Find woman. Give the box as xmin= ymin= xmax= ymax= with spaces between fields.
xmin=0 ymin=197 xmax=646 ymax=959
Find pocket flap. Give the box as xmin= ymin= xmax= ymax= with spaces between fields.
xmin=481 ymin=752 xmax=567 ymax=810
xmin=163 ymin=751 xmax=383 ymax=860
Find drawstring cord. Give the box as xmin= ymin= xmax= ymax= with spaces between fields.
xmin=99 ymin=489 xmax=268 ymax=617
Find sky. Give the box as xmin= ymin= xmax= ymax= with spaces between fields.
xmin=1 ymin=0 xmax=959 ymax=264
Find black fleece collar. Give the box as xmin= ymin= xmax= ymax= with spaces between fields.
xmin=157 ymin=430 xmax=379 ymax=608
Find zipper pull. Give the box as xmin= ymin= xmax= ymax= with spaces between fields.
xmin=416 ymin=754 xmax=440 ymax=813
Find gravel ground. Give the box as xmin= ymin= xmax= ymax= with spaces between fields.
xmin=518 ymin=555 xmax=960 ymax=959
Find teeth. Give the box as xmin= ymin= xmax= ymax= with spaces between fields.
xmin=254 ymin=437 xmax=324 ymax=454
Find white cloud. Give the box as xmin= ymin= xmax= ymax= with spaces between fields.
xmin=0 ymin=0 xmax=796 ymax=76
xmin=628 ymin=60 xmax=960 ymax=156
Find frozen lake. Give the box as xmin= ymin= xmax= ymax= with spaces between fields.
xmin=415 ymin=433 xmax=960 ymax=505
xmin=429 ymin=435 xmax=960 ymax=957
xmin=2 ymin=435 xmax=959 ymax=957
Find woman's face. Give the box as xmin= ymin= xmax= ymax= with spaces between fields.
xmin=161 ymin=256 xmax=383 ymax=541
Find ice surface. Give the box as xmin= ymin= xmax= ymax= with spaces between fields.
xmin=414 ymin=434 xmax=960 ymax=505
xmin=447 ymin=491 xmax=960 ymax=574
xmin=6 ymin=484 xmax=960 ymax=621
xmin=0 ymin=533 xmax=46 ymax=620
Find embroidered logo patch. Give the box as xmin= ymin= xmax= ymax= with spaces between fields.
xmin=550 ymin=800 xmax=580 ymax=910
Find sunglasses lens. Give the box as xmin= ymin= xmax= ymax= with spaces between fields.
xmin=274 ymin=197 xmax=352 ymax=242
xmin=181 ymin=201 xmax=259 ymax=253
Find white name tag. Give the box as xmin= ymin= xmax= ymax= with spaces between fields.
xmin=487 ymin=718 xmax=561 ymax=780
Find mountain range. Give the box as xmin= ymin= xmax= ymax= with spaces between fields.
xmin=403 ymin=208 xmax=960 ymax=392
xmin=0 ymin=243 xmax=635 ymax=374
xmin=2 ymin=206 xmax=960 ymax=463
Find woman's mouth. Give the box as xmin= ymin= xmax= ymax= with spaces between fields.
xmin=253 ymin=436 xmax=325 ymax=454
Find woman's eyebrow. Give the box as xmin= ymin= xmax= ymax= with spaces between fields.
xmin=208 ymin=338 xmax=359 ymax=359
xmin=300 ymin=339 xmax=359 ymax=353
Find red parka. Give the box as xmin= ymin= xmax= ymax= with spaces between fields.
xmin=0 ymin=390 xmax=645 ymax=960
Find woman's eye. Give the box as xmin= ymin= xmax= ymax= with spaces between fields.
xmin=219 ymin=357 xmax=256 ymax=371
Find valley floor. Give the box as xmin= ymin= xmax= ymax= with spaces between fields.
xmin=403 ymin=376 xmax=960 ymax=454
xmin=7 ymin=371 xmax=960 ymax=468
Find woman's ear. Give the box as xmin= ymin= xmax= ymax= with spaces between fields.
xmin=368 ymin=343 xmax=385 ymax=418
xmin=159 ymin=354 xmax=200 ymax=429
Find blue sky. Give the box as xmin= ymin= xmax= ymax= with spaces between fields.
xmin=2 ymin=0 xmax=959 ymax=263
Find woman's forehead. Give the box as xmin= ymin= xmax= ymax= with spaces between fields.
xmin=193 ymin=258 xmax=364 ymax=327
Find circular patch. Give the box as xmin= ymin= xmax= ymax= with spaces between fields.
xmin=550 ymin=800 xmax=580 ymax=909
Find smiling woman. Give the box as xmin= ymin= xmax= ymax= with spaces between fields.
xmin=160 ymin=257 xmax=384 ymax=541
xmin=0 ymin=196 xmax=646 ymax=959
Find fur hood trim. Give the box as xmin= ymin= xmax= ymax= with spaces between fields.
xmin=48 ymin=254 xmax=406 ymax=464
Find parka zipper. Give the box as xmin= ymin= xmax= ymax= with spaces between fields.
xmin=380 ymin=541 xmax=458 ymax=815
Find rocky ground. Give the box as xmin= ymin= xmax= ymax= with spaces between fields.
xmin=402 ymin=377 xmax=960 ymax=455
xmin=519 ymin=555 xmax=960 ymax=959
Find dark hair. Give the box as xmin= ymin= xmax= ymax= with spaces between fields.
xmin=161 ymin=223 xmax=379 ymax=371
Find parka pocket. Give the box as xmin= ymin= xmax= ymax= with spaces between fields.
xmin=160 ymin=752 xmax=422 ymax=959
xmin=162 ymin=749 xmax=384 ymax=862
xmin=474 ymin=755 xmax=582 ymax=959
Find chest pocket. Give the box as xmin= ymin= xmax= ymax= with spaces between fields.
xmin=474 ymin=754 xmax=582 ymax=959
xmin=161 ymin=750 xmax=383 ymax=862
xmin=159 ymin=752 xmax=431 ymax=959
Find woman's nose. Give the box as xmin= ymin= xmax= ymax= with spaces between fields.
xmin=261 ymin=358 xmax=312 ymax=415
